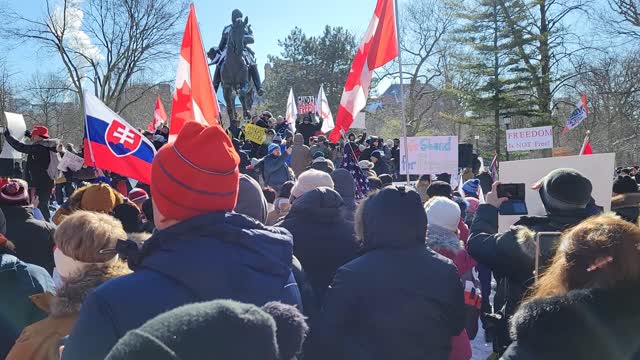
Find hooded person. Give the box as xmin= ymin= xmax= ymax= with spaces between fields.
xmin=331 ymin=169 xmax=357 ymax=222
xmin=52 ymin=183 xmax=126 ymax=225
xmin=3 ymin=125 xmax=59 ymax=221
xmin=6 ymin=211 xmax=131 ymax=360
xmin=310 ymin=186 xmax=465 ymax=360
xmin=105 ymin=300 xmax=279 ymax=360
xmin=267 ymin=182 xmax=294 ymax=226
xmin=310 ymin=151 xmax=335 ymax=174
xmin=0 ymin=179 xmax=56 ymax=273
xmin=358 ymin=160 xmax=377 ymax=178
xmin=61 ymin=121 xmax=301 ymax=360
xmin=611 ymin=175 xmax=640 ymax=223
xmin=290 ymin=133 xmax=312 ymax=178
xmin=295 ymin=113 xmax=323 ymax=146
xmin=370 ymin=150 xmax=390 ymax=176
xmin=468 ymin=168 xmax=594 ymax=355
xmin=358 ymin=137 xmax=379 ymax=162
xmin=277 ymin=184 xmax=359 ymax=306
xmin=425 ymin=197 xmax=476 ymax=360
xmin=0 ymin=208 xmax=54 ymax=358
xmin=235 ymin=174 xmax=269 ymax=224
xmin=254 ymin=143 xmax=293 ymax=192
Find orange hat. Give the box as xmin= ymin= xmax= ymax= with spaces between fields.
xmin=151 ymin=122 xmax=240 ymax=221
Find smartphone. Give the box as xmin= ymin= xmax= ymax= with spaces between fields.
xmin=497 ymin=183 xmax=525 ymax=201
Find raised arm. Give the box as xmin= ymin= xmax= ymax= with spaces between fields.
xmin=3 ymin=130 xmax=39 ymax=155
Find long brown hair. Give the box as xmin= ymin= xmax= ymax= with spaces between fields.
xmin=528 ymin=213 xmax=640 ymax=301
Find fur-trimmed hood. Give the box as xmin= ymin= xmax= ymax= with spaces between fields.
xmin=426 ymin=224 xmax=462 ymax=253
xmin=32 ymin=261 xmax=130 ymax=316
xmin=505 ymin=282 xmax=640 ymax=360
xmin=611 ymin=192 xmax=640 ymax=210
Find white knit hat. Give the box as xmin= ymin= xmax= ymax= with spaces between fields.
xmin=291 ymin=169 xmax=334 ymax=199
xmin=424 ymin=197 xmax=461 ymax=232
xmin=359 ymin=160 xmax=374 ymax=170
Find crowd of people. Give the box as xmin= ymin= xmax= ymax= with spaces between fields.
xmin=0 ymin=115 xmax=639 ymax=360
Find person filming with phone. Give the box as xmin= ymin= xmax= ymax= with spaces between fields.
xmin=468 ymin=168 xmax=595 ymax=356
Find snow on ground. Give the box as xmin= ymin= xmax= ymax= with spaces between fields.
xmin=471 ymin=326 xmax=493 ymax=359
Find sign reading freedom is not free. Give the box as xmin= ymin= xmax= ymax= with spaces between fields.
xmin=506 ymin=126 xmax=553 ymax=152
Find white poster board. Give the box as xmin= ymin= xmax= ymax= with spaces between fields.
xmin=399 ymin=136 xmax=458 ymax=175
xmin=506 ymin=126 xmax=553 ymax=152
xmin=351 ymin=112 xmax=366 ymax=129
xmin=58 ymin=151 xmax=85 ymax=171
xmin=0 ymin=112 xmax=27 ymax=159
xmin=498 ymin=153 xmax=615 ymax=232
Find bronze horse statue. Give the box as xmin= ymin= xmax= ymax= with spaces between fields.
xmin=221 ymin=17 xmax=255 ymax=121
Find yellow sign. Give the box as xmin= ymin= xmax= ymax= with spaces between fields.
xmin=244 ymin=124 xmax=266 ymax=144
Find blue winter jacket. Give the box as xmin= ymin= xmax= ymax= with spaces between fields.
xmin=62 ymin=212 xmax=301 ymax=360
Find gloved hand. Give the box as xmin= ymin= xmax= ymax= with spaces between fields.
xmin=24 ymin=129 xmax=32 ymax=138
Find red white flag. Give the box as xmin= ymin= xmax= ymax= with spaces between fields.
xmin=580 ymin=131 xmax=593 ymax=155
xmin=489 ymin=152 xmax=499 ymax=181
xmin=148 ymin=96 xmax=167 ymax=131
xmin=286 ymin=88 xmax=298 ymax=132
xmin=329 ymin=0 xmax=398 ymax=142
xmin=170 ymin=4 xmax=219 ymax=140
xmin=317 ymin=84 xmax=335 ymax=133
xmin=562 ymin=95 xmax=588 ymax=134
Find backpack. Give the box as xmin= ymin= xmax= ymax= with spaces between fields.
xmin=461 ymin=266 xmax=482 ymax=340
xmin=47 ymin=149 xmax=62 ymax=180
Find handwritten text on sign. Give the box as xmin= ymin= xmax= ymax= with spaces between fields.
xmin=297 ymin=96 xmax=315 ymax=114
xmin=244 ymin=124 xmax=266 ymax=144
xmin=399 ymin=136 xmax=458 ymax=175
xmin=506 ymin=126 xmax=553 ymax=152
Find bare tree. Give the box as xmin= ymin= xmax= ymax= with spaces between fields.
xmin=606 ymin=0 xmax=640 ymax=38
xmin=0 ymin=58 xmax=17 ymax=116
xmin=378 ymin=0 xmax=456 ymax=136
xmin=5 ymin=0 xmax=187 ymax=112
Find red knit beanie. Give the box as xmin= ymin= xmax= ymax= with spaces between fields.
xmin=151 ymin=122 xmax=240 ymax=221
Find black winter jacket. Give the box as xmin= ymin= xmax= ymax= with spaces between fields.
xmin=468 ymin=204 xmax=591 ymax=354
xmin=1 ymin=205 xmax=56 ymax=273
xmin=296 ymin=120 xmax=323 ymax=146
xmin=277 ymin=188 xmax=360 ymax=303
xmin=3 ymin=132 xmax=57 ymax=189
xmin=502 ymin=282 xmax=640 ymax=360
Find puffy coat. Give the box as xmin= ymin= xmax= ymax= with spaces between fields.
xmin=502 ymin=282 xmax=640 ymax=360
xmin=61 ymin=212 xmax=302 ymax=360
xmin=296 ymin=120 xmax=323 ymax=145
xmin=0 ymin=253 xmax=54 ymax=358
xmin=311 ymin=186 xmax=465 ymax=360
xmin=1 ymin=205 xmax=56 ymax=273
xmin=373 ymin=159 xmax=390 ymax=176
xmin=468 ymin=204 xmax=591 ymax=354
xmin=289 ymin=134 xmax=311 ymax=177
xmin=258 ymin=151 xmax=291 ymax=191
xmin=6 ymin=262 xmax=130 ymax=360
xmin=277 ymin=188 xmax=360 ymax=302
xmin=331 ymin=169 xmax=357 ymax=222
xmin=3 ymin=132 xmax=57 ymax=190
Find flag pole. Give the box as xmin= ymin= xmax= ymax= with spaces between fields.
xmin=393 ymin=0 xmax=410 ymax=184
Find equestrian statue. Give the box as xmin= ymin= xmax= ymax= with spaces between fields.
xmin=208 ymin=9 xmax=264 ymax=121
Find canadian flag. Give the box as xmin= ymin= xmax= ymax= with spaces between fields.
xmin=170 ymin=4 xmax=219 ymax=140
xmin=317 ymin=84 xmax=335 ymax=133
xmin=329 ymin=0 xmax=398 ymax=142
xmin=148 ymin=96 xmax=167 ymax=131
xmin=580 ymin=131 xmax=593 ymax=155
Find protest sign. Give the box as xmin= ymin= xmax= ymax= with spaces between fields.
xmin=498 ymin=153 xmax=615 ymax=232
xmin=297 ymin=96 xmax=315 ymax=114
xmin=58 ymin=151 xmax=85 ymax=171
xmin=1 ymin=112 xmax=27 ymax=159
xmin=399 ymin=136 xmax=458 ymax=175
xmin=351 ymin=112 xmax=366 ymax=129
xmin=244 ymin=123 xmax=266 ymax=144
xmin=506 ymin=126 xmax=553 ymax=152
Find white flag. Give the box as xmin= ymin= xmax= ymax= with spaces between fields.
xmin=286 ymin=88 xmax=298 ymax=133
xmin=316 ymin=84 xmax=335 ymax=133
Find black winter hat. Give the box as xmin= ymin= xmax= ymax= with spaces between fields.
xmin=261 ymin=302 xmax=309 ymax=360
xmin=106 ymin=300 xmax=278 ymax=360
xmin=613 ymin=175 xmax=639 ymax=194
xmin=360 ymin=186 xmax=428 ymax=250
xmin=426 ymin=181 xmax=453 ymax=199
xmin=379 ymin=174 xmax=393 ymax=187
xmin=539 ymin=168 xmax=593 ymax=213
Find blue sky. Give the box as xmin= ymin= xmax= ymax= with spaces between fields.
xmin=5 ymin=0 xmax=383 ymax=87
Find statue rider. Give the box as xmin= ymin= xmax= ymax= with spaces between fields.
xmin=209 ymin=9 xmax=264 ymax=96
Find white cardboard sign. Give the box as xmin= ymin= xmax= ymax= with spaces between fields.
xmin=1 ymin=112 xmax=27 ymax=159
xmin=506 ymin=126 xmax=553 ymax=152
xmin=498 ymin=153 xmax=615 ymax=232
xmin=399 ymin=136 xmax=458 ymax=175
xmin=58 ymin=151 xmax=85 ymax=172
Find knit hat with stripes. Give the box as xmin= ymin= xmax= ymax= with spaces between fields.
xmin=151 ymin=122 xmax=240 ymax=221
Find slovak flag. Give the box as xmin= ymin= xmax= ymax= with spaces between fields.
xmin=329 ymin=0 xmax=398 ymax=142
xmin=84 ymin=92 xmax=156 ymax=184
xmin=563 ymin=95 xmax=588 ymax=134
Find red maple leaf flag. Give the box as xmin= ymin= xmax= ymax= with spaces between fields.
xmin=148 ymin=96 xmax=167 ymax=131
xmin=329 ymin=0 xmax=398 ymax=142
xmin=170 ymin=4 xmax=219 ymax=140
xmin=580 ymin=131 xmax=593 ymax=156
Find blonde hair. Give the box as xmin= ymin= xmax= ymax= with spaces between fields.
xmin=529 ymin=213 xmax=640 ymax=301
xmin=55 ymin=211 xmax=127 ymax=263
